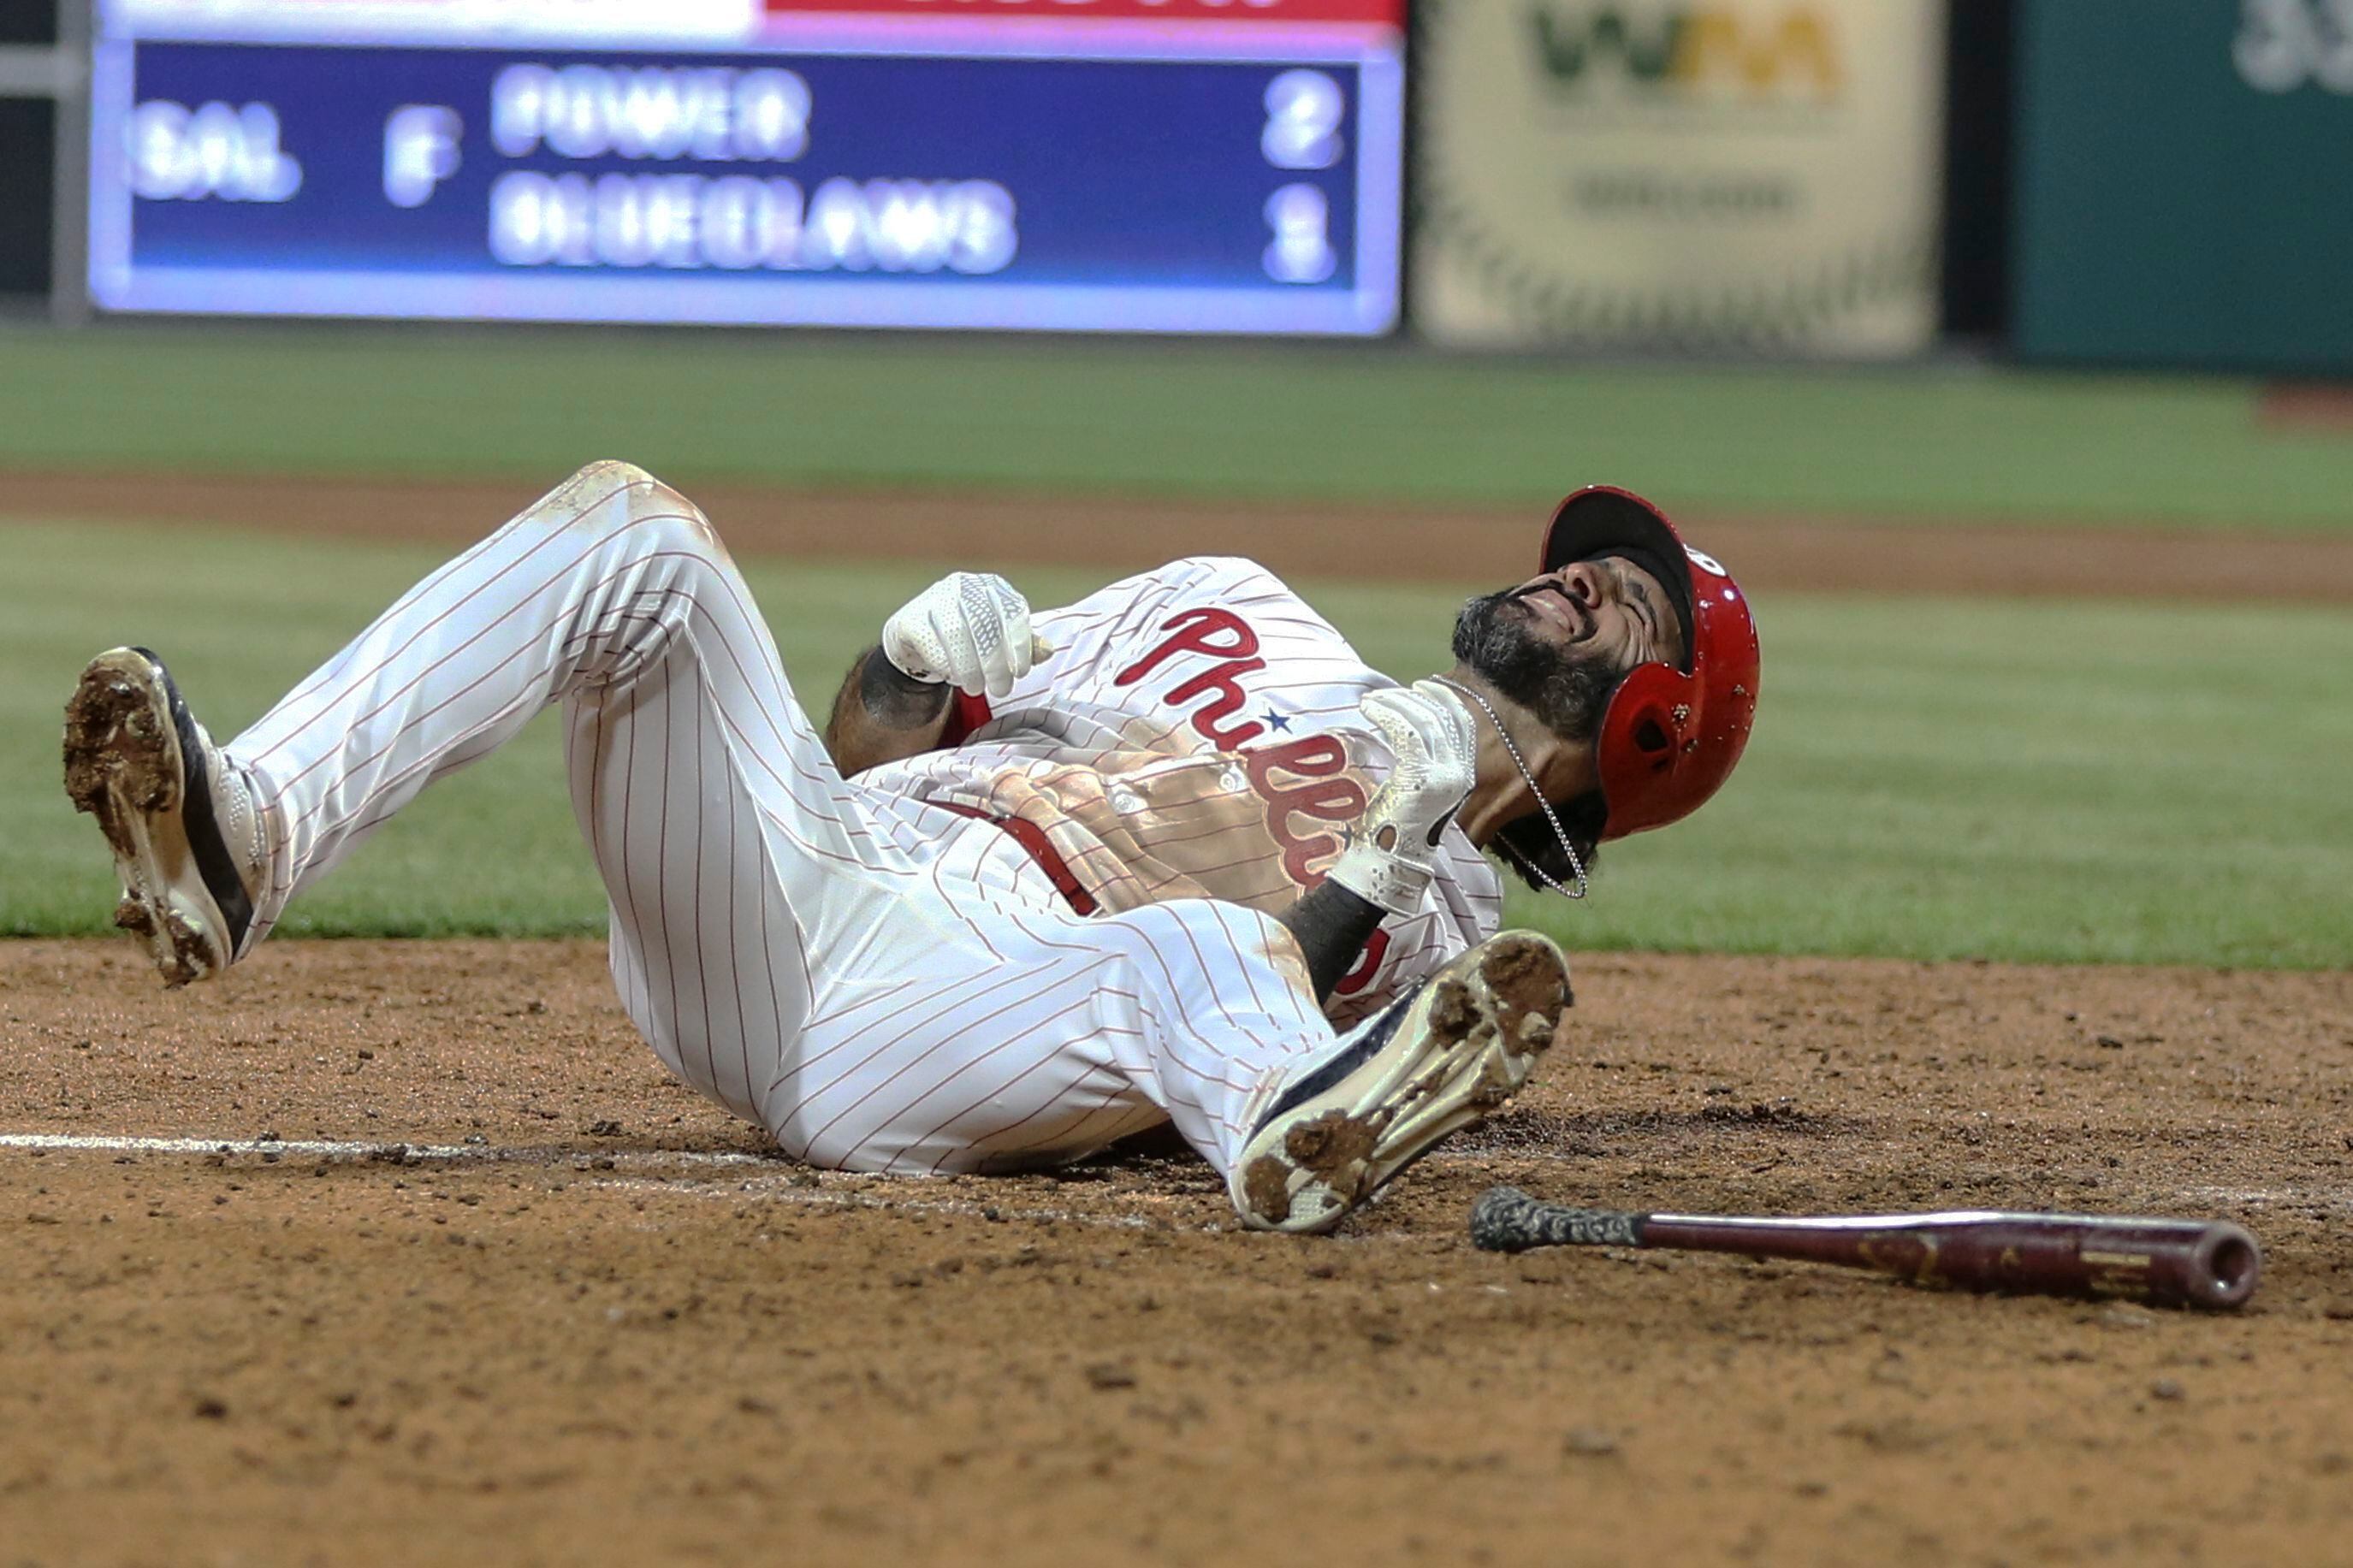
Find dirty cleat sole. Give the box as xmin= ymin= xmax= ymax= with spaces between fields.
xmin=62 ymin=648 xmax=253 ymax=987
xmin=1234 ymin=931 xmax=1571 ymax=1234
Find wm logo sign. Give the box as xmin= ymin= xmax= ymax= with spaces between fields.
xmin=1529 ymin=5 xmax=1843 ymax=98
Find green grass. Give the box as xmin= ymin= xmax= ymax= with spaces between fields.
xmin=6 ymin=517 xmax=2348 ymax=967
xmin=4 ymin=322 xmax=2353 ymax=531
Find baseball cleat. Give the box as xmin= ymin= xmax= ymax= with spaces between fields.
xmin=62 ymin=647 xmax=264 ymax=987
xmin=1232 ymin=930 xmax=1571 ymax=1234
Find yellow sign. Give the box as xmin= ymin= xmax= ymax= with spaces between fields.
xmin=1528 ymin=6 xmax=1844 ymax=98
xmin=1414 ymin=0 xmax=1943 ymax=353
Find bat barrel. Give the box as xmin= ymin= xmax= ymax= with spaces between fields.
xmin=1643 ymin=1211 xmax=2262 ymax=1311
xmin=2081 ymin=1216 xmax=2261 ymax=1310
xmin=2178 ymin=1222 xmax=2264 ymax=1309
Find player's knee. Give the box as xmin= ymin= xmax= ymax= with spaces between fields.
xmin=562 ymin=460 xmax=727 ymax=557
xmin=570 ymin=457 xmax=655 ymax=491
xmin=572 ymin=459 xmax=681 ymax=521
xmin=542 ymin=458 xmax=659 ymax=516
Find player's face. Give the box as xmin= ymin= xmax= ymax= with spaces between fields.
xmin=1451 ymin=556 xmax=1684 ymax=743
xmin=1501 ymin=558 xmax=1684 ymax=672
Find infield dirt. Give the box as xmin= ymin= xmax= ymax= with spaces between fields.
xmin=4 ymin=939 xmax=2350 ymax=1567
xmin=15 ymin=468 xmax=2353 ymax=601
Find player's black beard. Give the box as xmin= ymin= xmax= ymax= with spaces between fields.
xmin=1450 ymin=589 xmax=1627 ymax=743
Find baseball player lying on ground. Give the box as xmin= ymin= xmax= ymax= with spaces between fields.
xmin=61 ymin=463 xmax=1757 ymax=1234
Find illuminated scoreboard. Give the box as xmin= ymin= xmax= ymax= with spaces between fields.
xmin=87 ymin=0 xmax=1403 ymax=334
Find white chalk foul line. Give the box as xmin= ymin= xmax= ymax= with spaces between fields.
xmin=0 ymin=1130 xmax=1227 ymax=1234
xmin=2174 ymin=1183 xmax=2353 ymax=1213
xmin=0 ymin=1130 xmax=773 ymax=1168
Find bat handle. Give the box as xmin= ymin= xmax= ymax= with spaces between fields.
xmin=1470 ymin=1186 xmax=1645 ymax=1251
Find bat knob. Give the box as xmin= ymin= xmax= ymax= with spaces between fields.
xmin=1469 ymin=1186 xmax=1539 ymax=1252
xmin=1468 ymin=1187 xmax=1645 ymax=1253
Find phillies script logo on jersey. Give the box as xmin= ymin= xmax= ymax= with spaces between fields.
xmin=1113 ymin=606 xmax=1390 ymax=993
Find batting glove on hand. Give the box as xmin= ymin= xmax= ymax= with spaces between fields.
xmin=1330 ymin=679 xmax=1479 ymax=915
xmin=880 ymin=572 xmax=1048 ymax=701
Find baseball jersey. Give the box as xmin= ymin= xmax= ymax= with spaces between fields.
xmin=857 ymin=557 xmax=1506 ymax=1027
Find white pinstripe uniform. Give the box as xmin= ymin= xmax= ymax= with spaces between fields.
xmin=224 ymin=463 xmax=1349 ymax=1180
xmin=222 ymin=462 xmax=1501 ymax=1183
xmin=857 ymin=557 xmax=1505 ymax=1031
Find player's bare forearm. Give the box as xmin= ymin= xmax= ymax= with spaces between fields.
xmin=823 ymin=645 xmax=954 ymax=776
xmin=1274 ymin=879 xmax=1386 ymax=1004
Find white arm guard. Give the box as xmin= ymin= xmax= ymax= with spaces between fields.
xmin=880 ymin=572 xmax=1045 ymax=701
xmin=1330 ymin=680 xmax=1479 ymax=916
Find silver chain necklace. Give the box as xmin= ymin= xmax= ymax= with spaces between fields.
xmin=1432 ymin=676 xmax=1590 ymax=901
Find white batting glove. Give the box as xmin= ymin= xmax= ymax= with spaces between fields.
xmin=880 ymin=572 xmax=1047 ymax=701
xmin=1330 ymin=679 xmax=1479 ymax=915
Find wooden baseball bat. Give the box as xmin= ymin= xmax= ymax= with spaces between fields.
xmin=1469 ymin=1186 xmax=2261 ymax=1311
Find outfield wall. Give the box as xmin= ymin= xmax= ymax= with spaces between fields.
xmin=3 ymin=0 xmax=2351 ymax=371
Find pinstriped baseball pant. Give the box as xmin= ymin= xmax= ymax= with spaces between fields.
xmin=224 ymin=463 xmax=1335 ymax=1179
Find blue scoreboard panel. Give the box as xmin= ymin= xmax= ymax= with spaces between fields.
xmin=89 ymin=0 xmax=1403 ymax=334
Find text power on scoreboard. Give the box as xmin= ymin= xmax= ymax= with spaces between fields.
xmin=87 ymin=0 xmax=1405 ymax=334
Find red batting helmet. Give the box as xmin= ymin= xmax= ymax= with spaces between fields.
xmin=1539 ymin=486 xmax=1760 ymax=840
